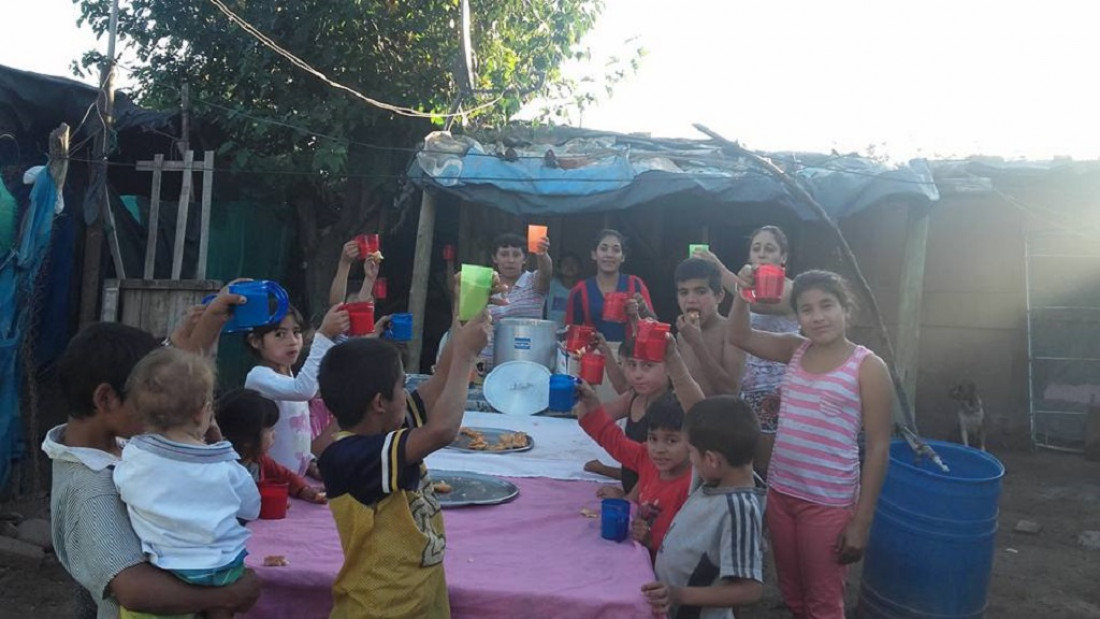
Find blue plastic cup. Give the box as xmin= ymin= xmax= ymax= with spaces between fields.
xmin=212 ymin=280 xmax=290 ymax=333
xmin=601 ymin=498 xmax=630 ymax=542
xmin=386 ymin=313 xmax=414 ymax=341
xmin=548 ymin=374 xmax=578 ymax=412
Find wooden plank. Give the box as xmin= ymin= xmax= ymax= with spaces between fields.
xmin=196 ymin=151 xmax=215 ymax=278
xmin=407 ymin=191 xmax=438 ymax=372
xmin=144 ymin=154 xmax=164 ymax=278
xmin=100 ymin=279 xmax=121 ymax=322
xmin=894 ymin=202 xmax=931 ymax=426
xmin=171 ymin=150 xmax=195 ymax=279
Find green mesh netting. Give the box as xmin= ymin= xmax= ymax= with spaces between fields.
xmin=0 ymin=179 xmax=16 ymax=253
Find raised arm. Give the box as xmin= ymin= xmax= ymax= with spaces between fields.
xmin=664 ymin=335 xmax=705 ymax=413
xmin=726 ymin=276 xmax=802 ymax=365
xmin=837 ymin=353 xmax=894 ymax=564
xmin=676 ymin=314 xmax=738 ymax=396
xmin=404 ymin=311 xmax=490 ymax=463
xmin=328 ymin=241 xmax=360 ymax=306
xmin=534 ymin=236 xmax=553 ymax=294
xmin=356 ymin=256 xmax=380 ymax=302
xmin=594 ymin=333 xmax=629 ymax=394
xmin=245 ymin=306 xmax=347 ymax=401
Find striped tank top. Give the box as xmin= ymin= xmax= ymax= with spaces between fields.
xmin=768 ymin=340 xmax=871 ymax=507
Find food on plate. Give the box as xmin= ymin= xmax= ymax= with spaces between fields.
xmin=262 ymin=555 xmax=290 ymax=567
xmin=457 ymin=427 xmax=529 ymax=451
xmin=580 ymin=507 xmax=599 ymax=519
xmin=432 ymin=481 xmax=453 ymax=494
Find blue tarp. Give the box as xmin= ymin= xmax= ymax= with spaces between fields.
xmin=0 ymin=168 xmax=60 ymax=488
xmin=407 ymin=131 xmax=939 ymax=218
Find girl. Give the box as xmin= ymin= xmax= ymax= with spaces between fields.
xmin=244 ymin=303 xmax=348 ymax=477
xmin=113 ymin=348 xmax=259 ymax=619
xmin=566 ymin=229 xmax=654 ymax=344
xmin=544 ymin=252 xmax=581 ymax=327
xmin=728 ymin=270 xmax=892 ymax=619
xmin=584 ymin=337 xmax=672 ymax=496
xmin=699 ymin=225 xmax=798 ymax=475
xmin=216 ymin=388 xmax=326 ymax=504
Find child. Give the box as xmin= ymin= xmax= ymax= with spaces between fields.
xmin=575 ymin=385 xmax=693 ymax=558
xmin=112 ymin=348 xmax=260 ymax=619
xmin=328 ymin=237 xmax=380 ymax=306
xmin=216 ymin=388 xmax=327 ymax=504
xmin=583 ymin=336 xmax=673 ymax=496
xmin=642 ymin=396 xmax=766 ymax=619
xmin=728 ymin=269 xmax=892 ymax=619
xmin=480 ymin=232 xmax=554 ymax=369
xmin=316 ymin=311 xmax=490 ymax=618
xmin=674 ymin=257 xmax=745 ymax=397
xmin=698 ymin=226 xmax=798 ymax=476
xmin=45 ymin=320 xmax=260 ymax=618
xmin=544 ymin=251 xmax=581 ymax=327
xmin=244 ymin=303 xmax=348 ymax=477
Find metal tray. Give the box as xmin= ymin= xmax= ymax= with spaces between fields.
xmin=445 ymin=427 xmax=534 ymax=453
xmin=430 ymin=470 xmax=519 ymax=508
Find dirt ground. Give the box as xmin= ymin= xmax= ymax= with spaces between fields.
xmin=2 ymin=448 xmax=1098 ymax=619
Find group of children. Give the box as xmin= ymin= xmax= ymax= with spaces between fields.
xmin=43 ymin=224 xmax=891 ymax=619
xmin=561 ymin=225 xmax=893 ymax=619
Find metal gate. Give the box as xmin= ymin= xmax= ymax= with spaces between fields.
xmin=1025 ymin=227 xmax=1100 ymax=451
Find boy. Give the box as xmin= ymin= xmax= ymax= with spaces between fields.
xmin=642 ymin=396 xmax=765 ymax=618
xmin=674 ymin=258 xmax=745 ymax=397
xmin=44 ymin=319 xmax=260 ymax=619
xmin=316 ymin=311 xmax=490 ymax=619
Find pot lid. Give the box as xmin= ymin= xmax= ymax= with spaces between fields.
xmin=482 ymin=360 xmax=551 ymax=416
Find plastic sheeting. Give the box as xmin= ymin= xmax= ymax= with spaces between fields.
xmin=408 ymin=131 xmax=939 ymax=219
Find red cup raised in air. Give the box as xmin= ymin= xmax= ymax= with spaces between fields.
xmin=565 ymin=325 xmax=597 ymax=354
xmin=635 ymin=319 xmax=671 ymax=362
xmin=752 ymin=264 xmax=785 ymax=304
xmin=356 ymin=234 xmax=380 ymax=259
xmin=372 ymin=277 xmax=388 ymax=301
xmin=341 ymin=301 xmax=375 ymax=336
xmin=579 ymin=352 xmax=606 ymax=385
xmin=258 ymin=481 xmax=289 ymax=520
xmin=602 ymin=292 xmax=630 ymax=323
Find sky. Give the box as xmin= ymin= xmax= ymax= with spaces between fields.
xmin=2 ymin=0 xmax=1097 ymax=161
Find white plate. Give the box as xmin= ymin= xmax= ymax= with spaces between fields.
xmin=482 ymin=360 xmax=550 ymax=415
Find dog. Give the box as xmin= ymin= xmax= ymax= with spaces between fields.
xmin=949 ymin=379 xmax=986 ymax=451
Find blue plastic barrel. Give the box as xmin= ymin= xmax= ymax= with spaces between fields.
xmin=859 ymin=439 xmax=1005 ymax=619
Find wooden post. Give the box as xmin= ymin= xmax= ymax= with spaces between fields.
xmin=407 ymin=191 xmax=437 ymax=372
xmin=170 ymin=150 xmax=194 ymax=279
xmin=894 ymin=202 xmax=931 ymax=427
xmin=196 ymin=150 xmax=215 ymax=278
xmin=143 ymin=154 xmax=164 ymax=278
xmin=179 ymin=83 xmax=190 ymax=157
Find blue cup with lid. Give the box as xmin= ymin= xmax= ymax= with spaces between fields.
xmin=601 ymin=498 xmax=630 ymax=542
xmin=548 ymin=374 xmax=578 ymax=413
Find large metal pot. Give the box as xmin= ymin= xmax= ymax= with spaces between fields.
xmin=493 ymin=318 xmax=558 ymax=370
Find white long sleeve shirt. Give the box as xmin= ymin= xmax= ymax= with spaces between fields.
xmin=245 ymin=333 xmax=335 ymax=475
xmin=113 ymin=434 xmax=260 ymax=571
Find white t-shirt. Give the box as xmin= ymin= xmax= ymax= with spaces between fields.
xmin=113 ymin=434 xmax=260 ymax=571
xmin=245 ymin=333 xmax=335 ymax=475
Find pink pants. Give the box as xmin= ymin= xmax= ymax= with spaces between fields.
xmin=766 ymin=488 xmax=853 ymax=619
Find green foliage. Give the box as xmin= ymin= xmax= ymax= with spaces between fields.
xmin=73 ymin=0 xmax=607 ymax=178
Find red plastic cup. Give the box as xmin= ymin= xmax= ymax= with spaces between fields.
xmin=565 ymin=325 xmax=596 ymax=354
xmin=603 ymin=292 xmax=630 ymax=323
xmin=259 ymin=481 xmax=289 ymax=520
xmin=752 ymin=264 xmax=785 ymax=304
xmin=579 ymin=352 xmax=606 ymax=385
xmin=356 ymin=234 xmax=380 ymax=259
xmin=372 ymin=277 xmax=388 ymax=301
xmin=341 ymin=300 xmax=375 ymax=336
xmin=635 ymin=319 xmax=670 ymax=362
xmin=442 ymin=244 xmax=457 ymax=261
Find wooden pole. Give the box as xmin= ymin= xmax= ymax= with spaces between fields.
xmin=196 ymin=151 xmax=215 ymax=278
xmin=895 ymin=203 xmax=931 ymax=425
xmin=143 ymin=154 xmax=164 ymax=278
xmin=407 ymin=190 xmax=437 ymax=372
xmin=78 ymin=0 xmax=120 ymax=325
xmin=179 ymin=83 xmax=191 ymax=157
xmin=693 ymin=123 xmax=920 ymax=430
xmin=170 ymin=150 xmax=194 ymax=279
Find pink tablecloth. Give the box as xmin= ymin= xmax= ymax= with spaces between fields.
xmin=243 ymin=476 xmax=655 ymax=618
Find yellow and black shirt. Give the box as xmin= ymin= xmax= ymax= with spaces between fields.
xmin=317 ymin=391 xmax=449 ymax=619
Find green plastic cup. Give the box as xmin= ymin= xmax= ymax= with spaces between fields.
xmin=689 ymin=243 xmax=710 ymax=258
xmin=459 ymin=264 xmax=494 ymax=321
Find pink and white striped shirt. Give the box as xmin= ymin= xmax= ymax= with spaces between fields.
xmin=768 ymin=341 xmax=871 ymax=507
